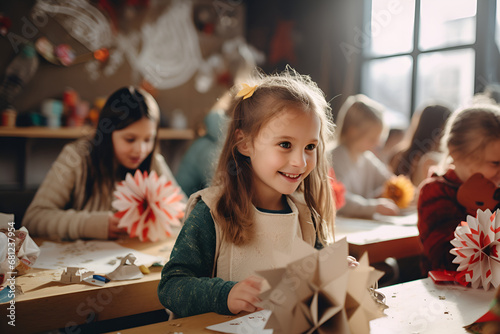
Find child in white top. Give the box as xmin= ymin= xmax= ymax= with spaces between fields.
xmin=331 ymin=94 xmax=399 ymax=218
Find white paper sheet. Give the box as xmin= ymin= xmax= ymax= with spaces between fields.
xmin=33 ymin=240 xmax=165 ymax=274
xmin=206 ymin=310 xmax=273 ymax=334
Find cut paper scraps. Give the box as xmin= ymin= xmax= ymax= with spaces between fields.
xmin=451 ymin=209 xmax=500 ymax=290
xmin=206 ymin=309 xmax=273 ymax=334
xmin=33 ymin=240 xmax=165 ymax=274
xmin=256 ymin=238 xmax=384 ymax=334
xmin=113 ymin=170 xmax=185 ymax=242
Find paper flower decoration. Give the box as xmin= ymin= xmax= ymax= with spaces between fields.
xmin=112 ymin=170 xmax=185 ymax=242
xmin=328 ymin=167 xmax=346 ymax=210
xmin=381 ymin=175 xmax=415 ymax=208
xmin=257 ymin=238 xmax=384 ymax=334
xmin=450 ymin=209 xmax=500 ymax=290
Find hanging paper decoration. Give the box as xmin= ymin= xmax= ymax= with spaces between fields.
xmin=381 ymin=175 xmax=415 ymax=209
xmin=55 ymin=44 xmax=75 ymax=66
xmin=112 ymin=170 xmax=185 ymax=242
xmin=450 ymin=209 xmax=500 ymax=290
xmin=134 ymin=0 xmax=202 ymax=89
xmin=0 ymin=14 xmax=12 ymax=36
xmin=31 ymin=0 xmax=113 ymax=52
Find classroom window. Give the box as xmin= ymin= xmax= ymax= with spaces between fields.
xmin=361 ymin=0 xmax=485 ymax=128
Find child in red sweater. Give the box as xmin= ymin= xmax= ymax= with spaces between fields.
xmin=418 ymin=103 xmax=500 ymax=273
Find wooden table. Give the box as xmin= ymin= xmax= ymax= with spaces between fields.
xmin=335 ymin=213 xmax=422 ymax=263
xmin=0 ymin=237 xmax=176 ymax=333
xmin=105 ymin=278 xmax=495 ymax=334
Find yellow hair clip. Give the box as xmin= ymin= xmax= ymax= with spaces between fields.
xmin=236 ymin=83 xmax=258 ymax=100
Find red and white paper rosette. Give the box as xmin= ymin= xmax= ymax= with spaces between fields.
xmin=450 ymin=209 xmax=500 ymax=290
xmin=112 ymin=170 xmax=185 ymax=242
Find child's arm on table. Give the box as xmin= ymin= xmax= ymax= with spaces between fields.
xmin=22 ymin=143 xmax=110 ymax=240
xmin=158 ymin=200 xmax=237 ymax=318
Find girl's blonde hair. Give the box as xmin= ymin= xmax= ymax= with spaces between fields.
xmin=212 ymin=67 xmax=335 ymax=246
xmin=335 ymin=94 xmax=386 ymax=146
xmin=441 ymin=103 xmax=500 ymax=165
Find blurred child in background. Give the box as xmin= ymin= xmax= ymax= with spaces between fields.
xmin=418 ymin=103 xmax=500 ymax=272
xmin=331 ymin=94 xmax=399 ymax=218
xmin=390 ymin=104 xmax=451 ymax=187
xmin=23 ymin=87 xmax=183 ymax=240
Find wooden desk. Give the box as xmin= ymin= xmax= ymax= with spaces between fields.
xmin=107 ymin=278 xmax=495 ymax=334
xmin=335 ymin=215 xmax=422 ymax=263
xmin=370 ymin=278 xmax=494 ymax=333
xmin=0 ymin=237 xmax=176 ymax=333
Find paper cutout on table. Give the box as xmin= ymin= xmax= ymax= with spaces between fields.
xmin=464 ymin=284 xmax=500 ymax=333
xmin=107 ymin=253 xmax=143 ymax=281
xmin=33 ymin=240 xmax=165 ymax=274
xmin=113 ymin=170 xmax=185 ymax=242
xmin=60 ymin=267 xmax=94 ymax=284
xmin=0 ymin=220 xmax=40 ymax=287
xmin=457 ymin=173 xmax=500 ymax=216
xmin=373 ymin=211 xmax=418 ymax=226
xmin=450 ymin=209 xmax=500 ymax=290
xmin=381 ymin=175 xmax=415 ymax=209
xmin=206 ymin=309 xmax=273 ymax=334
xmin=256 ymin=238 xmax=384 ymax=334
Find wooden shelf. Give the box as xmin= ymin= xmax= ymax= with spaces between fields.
xmin=0 ymin=126 xmax=195 ymax=140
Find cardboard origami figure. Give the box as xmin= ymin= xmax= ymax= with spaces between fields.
xmin=256 ymin=238 xmax=384 ymax=334
xmin=60 ymin=267 xmax=94 ymax=284
xmin=107 ymin=253 xmax=143 ymax=281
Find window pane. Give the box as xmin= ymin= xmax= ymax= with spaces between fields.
xmin=416 ymin=49 xmax=475 ymax=111
xmin=367 ymin=0 xmax=415 ymax=56
xmin=496 ymin=0 xmax=500 ymax=51
xmin=419 ymin=0 xmax=476 ymax=50
xmin=362 ymin=56 xmax=413 ymax=128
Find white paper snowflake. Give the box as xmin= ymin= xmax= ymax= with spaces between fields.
xmin=450 ymin=209 xmax=500 ymax=290
xmin=112 ymin=170 xmax=185 ymax=242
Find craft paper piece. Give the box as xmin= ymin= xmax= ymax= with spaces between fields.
xmin=450 ymin=209 xmax=500 ymax=290
xmin=328 ymin=167 xmax=345 ymax=210
xmin=60 ymin=267 xmax=94 ymax=284
xmin=113 ymin=170 xmax=185 ymax=242
xmin=0 ymin=221 xmax=40 ymax=286
xmin=256 ymin=238 xmax=384 ymax=334
xmin=107 ymin=253 xmax=143 ymax=281
xmin=206 ymin=310 xmax=273 ymax=334
xmin=464 ymin=284 xmax=500 ymax=333
xmin=33 ymin=240 xmax=165 ymax=274
xmin=381 ymin=175 xmax=415 ymax=209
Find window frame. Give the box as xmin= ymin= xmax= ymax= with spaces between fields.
xmin=360 ymin=0 xmax=498 ymax=119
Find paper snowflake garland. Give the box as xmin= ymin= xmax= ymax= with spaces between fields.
xmin=112 ymin=170 xmax=185 ymax=242
xmin=256 ymin=238 xmax=384 ymax=334
xmin=450 ymin=209 xmax=500 ymax=290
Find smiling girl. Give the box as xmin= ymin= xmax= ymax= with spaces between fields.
xmin=418 ymin=103 xmax=500 ymax=272
xmin=158 ymin=68 xmax=338 ymax=318
xmin=22 ymin=87 xmax=182 ymax=240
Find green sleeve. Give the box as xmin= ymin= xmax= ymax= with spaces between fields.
xmin=157 ymin=199 xmax=236 ymax=317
